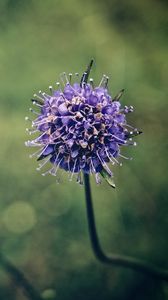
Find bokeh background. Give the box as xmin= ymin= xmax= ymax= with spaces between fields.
xmin=0 ymin=0 xmax=168 ymax=299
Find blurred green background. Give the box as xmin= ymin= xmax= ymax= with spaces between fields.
xmin=0 ymin=0 xmax=168 ymax=299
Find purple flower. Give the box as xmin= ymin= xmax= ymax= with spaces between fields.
xmin=25 ymin=60 xmax=141 ymax=186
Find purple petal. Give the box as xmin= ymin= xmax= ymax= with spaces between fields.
xmin=64 ymin=84 xmax=74 ymax=100
xmin=102 ymin=105 xmax=114 ymax=115
xmin=88 ymin=94 xmax=98 ymax=106
xmin=58 ymin=103 xmax=69 ymax=116
xmin=43 ymin=145 xmax=54 ymax=155
xmin=71 ymin=149 xmax=79 ymax=158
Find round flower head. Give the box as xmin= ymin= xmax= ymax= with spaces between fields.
xmin=25 ymin=60 xmax=141 ymax=187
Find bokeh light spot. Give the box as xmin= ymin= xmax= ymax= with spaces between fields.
xmin=2 ymin=201 xmax=36 ymax=234
xmin=41 ymin=289 xmax=56 ymax=299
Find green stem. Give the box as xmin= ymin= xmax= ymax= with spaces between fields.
xmin=0 ymin=253 xmax=43 ymax=300
xmin=83 ymin=173 xmax=168 ymax=282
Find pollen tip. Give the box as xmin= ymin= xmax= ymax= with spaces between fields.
xmin=25 ymin=141 xmax=29 ymax=146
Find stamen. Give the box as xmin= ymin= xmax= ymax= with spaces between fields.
xmin=75 ymin=73 xmax=79 ymax=83
xmin=60 ymin=73 xmax=66 ymax=85
xmin=25 ymin=140 xmax=44 ymax=147
xmin=69 ymin=159 xmax=77 ymax=181
xmin=31 ymin=99 xmax=43 ymax=106
xmin=50 ymin=156 xmax=63 ymax=176
xmin=33 ymin=131 xmax=48 ymax=142
xmin=68 ymin=73 xmax=72 ymax=83
xmin=122 ymin=141 xmax=137 ymax=146
xmin=49 ymin=86 xmax=53 ymax=93
xmin=125 ymin=124 xmax=135 ymax=129
xmin=112 ymin=134 xmax=127 ymax=144
xmin=41 ymin=170 xmax=50 ymax=176
xmin=104 ymin=76 xmax=109 ymax=88
xmin=105 ymin=148 xmax=122 ymax=166
xmin=41 ymin=155 xmax=60 ymax=176
xmin=105 ymin=148 xmax=115 ymax=165
xmin=111 ymin=155 xmax=122 ymax=166
xmin=55 ymin=81 xmax=63 ymax=93
xmin=26 ymin=128 xmax=38 ymax=135
xmin=48 ymin=130 xmax=65 ymax=142
xmin=99 ymin=74 xmax=106 ymax=87
xmin=95 ymin=173 xmax=101 ymax=184
xmin=34 ymin=93 xmax=45 ymax=101
xmin=29 ymin=108 xmax=40 ymax=115
xmin=80 ymin=59 xmax=94 ymax=86
xmin=60 ymin=92 xmax=66 ymax=100
xmin=32 ymin=117 xmax=51 ymax=127
xmin=46 ymin=154 xmax=58 ymax=177
xmin=67 ymin=157 xmax=71 ymax=173
xmin=32 ymin=100 xmax=43 ymax=107
xmin=25 ymin=116 xmax=32 ymax=122
xmin=68 ymin=85 xmax=82 ymax=97
xmin=36 ymin=145 xmax=50 ymax=158
xmin=63 ymin=72 xmax=69 ymax=83
xmin=119 ymin=154 xmax=132 ymax=160
xmin=90 ymin=158 xmax=96 ymax=173
xmin=36 ymin=155 xmax=51 ymax=171
xmin=76 ymin=171 xmax=83 ymax=185
xmin=112 ymin=89 xmax=124 ymax=102
xmin=29 ymin=147 xmax=44 ymax=158
xmin=89 ymin=78 xmax=94 ymax=88
xmin=42 ymin=92 xmax=50 ymax=99
xmin=96 ymin=151 xmax=112 ymax=176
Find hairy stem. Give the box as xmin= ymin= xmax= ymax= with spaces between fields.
xmin=0 ymin=253 xmax=43 ymax=300
xmin=83 ymin=173 xmax=168 ymax=282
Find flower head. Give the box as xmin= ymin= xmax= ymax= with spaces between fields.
xmin=25 ymin=60 xmax=141 ymax=186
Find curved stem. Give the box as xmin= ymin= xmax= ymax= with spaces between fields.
xmin=0 ymin=253 xmax=43 ymax=300
xmin=83 ymin=173 xmax=168 ymax=282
